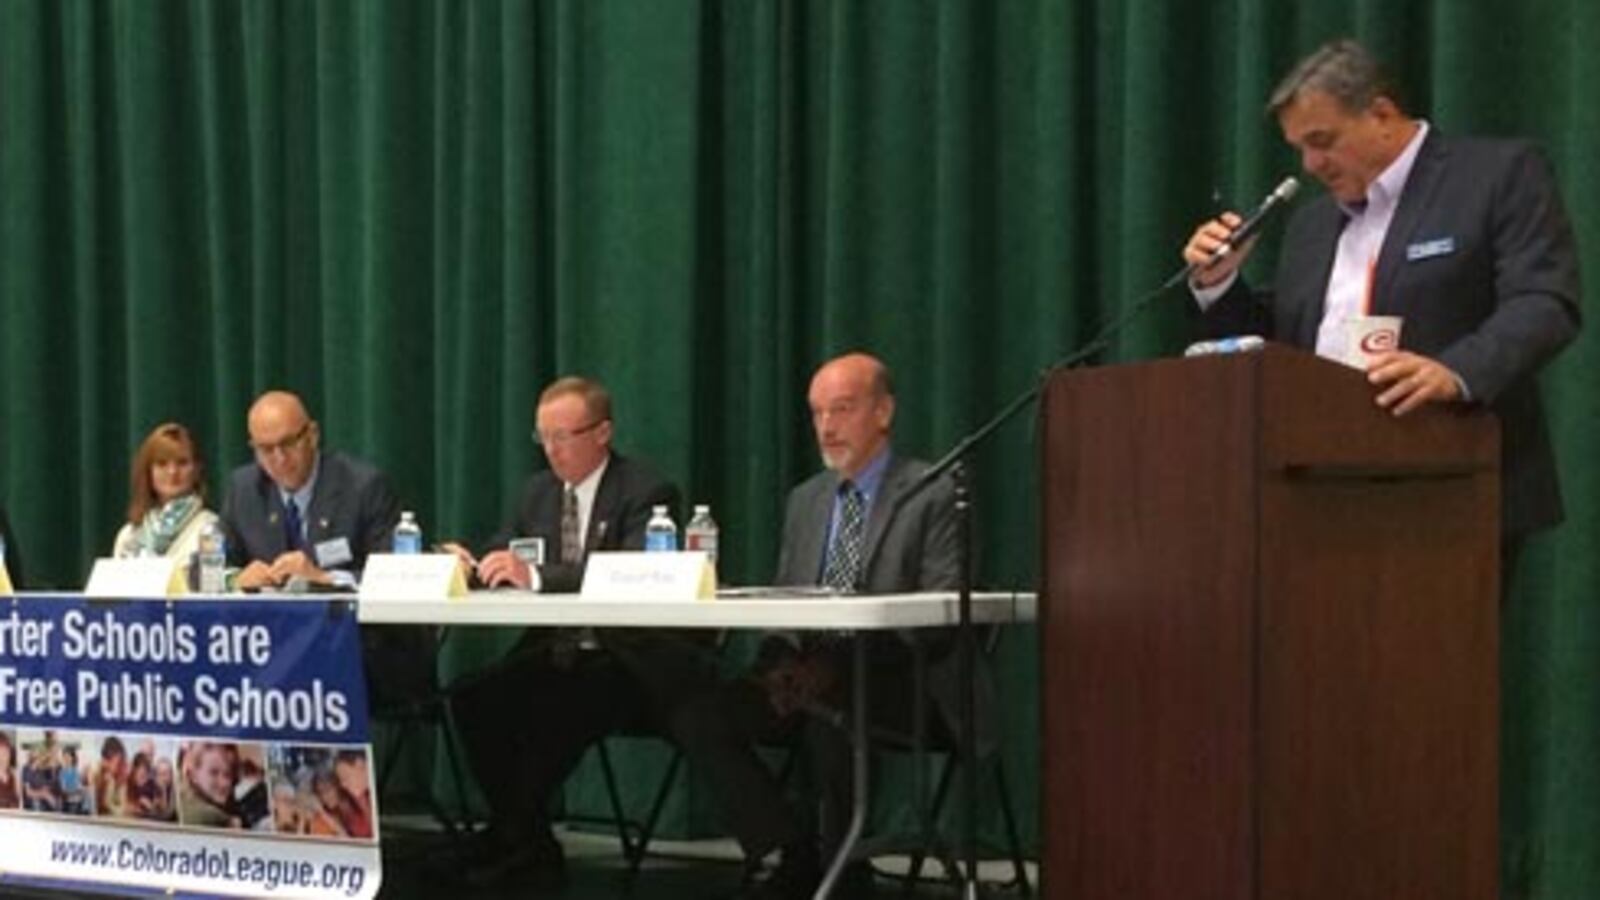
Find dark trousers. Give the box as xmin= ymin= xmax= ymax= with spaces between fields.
xmin=361 ymin=625 xmax=439 ymax=709
xmin=451 ymin=639 xmax=651 ymax=844
xmin=668 ymin=641 xmax=927 ymax=862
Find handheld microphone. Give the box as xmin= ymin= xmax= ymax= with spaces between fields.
xmin=1164 ymin=178 xmax=1299 ymax=294
xmin=1164 ymin=175 xmax=1300 ymax=291
xmin=1205 ymin=176 xmax=1300 ymax=265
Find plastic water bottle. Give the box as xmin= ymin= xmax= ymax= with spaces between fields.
xmin=393 ymin=511 xmax=423 ymax=554
xmin=683 ymin=504 xmax=718 ymax=565
xmin=644 ymin=505 xmax=677 ymax=552
xmin=198 ymin=521 xmax=227 ymax=594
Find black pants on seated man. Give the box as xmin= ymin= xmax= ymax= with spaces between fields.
xmin=669 ymin=634 xmax=945 ymax=898
xmin=451 ymin=627 xmax=711 ymax=889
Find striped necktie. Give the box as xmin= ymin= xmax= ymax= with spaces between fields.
xmin=560 ymin=486 xmax=583 ymax=564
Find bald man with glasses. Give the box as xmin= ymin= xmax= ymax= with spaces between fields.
xmin=218 ymin=390 xmax=435 ymax=710
xmin=220 ymin=390 xmax=399 ymax=589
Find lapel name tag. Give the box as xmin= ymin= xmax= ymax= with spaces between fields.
xmin=85 ymin=557 xmax=187 ymax=598
xmin=581 ymin=551 xmax=716 ymax=601
xmin=315 ymin=536 xmax=354 ymax=568
xmin=360 ymin=553 xmax=468 ymax=602
xmin=1406 ymin=236 xmax=1456 ymax=261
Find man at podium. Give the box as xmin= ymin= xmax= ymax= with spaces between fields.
xmin=1182 ymin=39 xmax=1581 ymax=556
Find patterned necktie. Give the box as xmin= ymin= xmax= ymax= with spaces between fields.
xmin=821 ymin=481 xmax=866 ymax=592
xmin=283 ymin=498 xmax=305 ymax=553
xmin=560 ymin=486 xmax=583 ymax=564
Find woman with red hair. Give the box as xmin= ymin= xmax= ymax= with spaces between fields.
xmin=113 ymin=422 xmax=219 ymax=561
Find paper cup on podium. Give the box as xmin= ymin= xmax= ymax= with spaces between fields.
xmin=1336 ymin=315 xmax=1404 ymax=369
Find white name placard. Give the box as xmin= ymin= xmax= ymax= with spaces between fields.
xmin=84 ymin=557 xmax=186 ymax=598
xmin=359 ymin=553 xmax=468 ymax=602
xmin=581 ymin=551 xmax=716 ymax=601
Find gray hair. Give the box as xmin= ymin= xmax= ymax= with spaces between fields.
xmin=1268 ymin=40 xmax=1403 ymax=116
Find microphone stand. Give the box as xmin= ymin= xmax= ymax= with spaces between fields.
xmin=899 ymin=260 xmax=1195 ymax=899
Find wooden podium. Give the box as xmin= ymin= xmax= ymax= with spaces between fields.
xmin=1039 ymin=345 xmax=1500 ymax=900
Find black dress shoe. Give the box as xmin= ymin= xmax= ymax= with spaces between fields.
xmin=735 ymin=841 xmax=821 ymax=900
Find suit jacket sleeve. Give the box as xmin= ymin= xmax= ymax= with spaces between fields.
xmin=909 ymin=473 xmax=963 ymax=591
xmin=0 ymin=504 xmax=22 ymax=589
xmin=1195 ymin=276 xmax=1275 ymax=341
xmin=218 ymin=469 xmax=253 ymax=568
xmin=1435 ymin=145 xmax=1581 ymax=403
xmin=352 ymin=468 xmax=401 ymax=570
xmin=606 ymin=477 xmax=679 ymax=552
xmin=773 ymin=485 xmax=809 ymax=586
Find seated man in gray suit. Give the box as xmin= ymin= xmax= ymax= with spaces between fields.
xmin=670 ymin=352 xmax=964 ymax=900
xmin=219 ymin=390 xmax=427 ymax=704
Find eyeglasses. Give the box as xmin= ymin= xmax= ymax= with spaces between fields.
xmin=251 ymin=422 xmax=312 ymax=457
xmin=533 ymin=419 xmax=606 ymax=447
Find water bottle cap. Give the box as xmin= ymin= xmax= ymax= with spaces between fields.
xmin=652 ymin=505 xmax=667 ymax=515
xmin=694 ymin=504 xmax=710 ymax=514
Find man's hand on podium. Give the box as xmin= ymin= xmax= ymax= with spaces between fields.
xmin=1368 ymin=351 xmax=1464 ymax=416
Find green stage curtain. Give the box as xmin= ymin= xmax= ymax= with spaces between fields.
xmin=2 ymin=2 xmax=1595 ymax=893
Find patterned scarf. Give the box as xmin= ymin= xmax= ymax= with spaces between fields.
xmin=133 ymin=495 xmax=202 ymax=556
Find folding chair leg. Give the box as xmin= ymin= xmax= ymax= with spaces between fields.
xmin=992 ymin=760 xmax=1032 ymax=896
xmin=437 ymin=708 xmax=479 ymax=836
xmin=596 ymin=741 xmax=642 ymax=863
xmin=624 ymin=749 xmax=683 ymax=884
xmin=905 ymin=754 xmax=958 ymax=894
xmin=376 ymin=720 xmax=413 ymax=799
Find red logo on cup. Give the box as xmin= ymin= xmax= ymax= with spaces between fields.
xmin=1359 ymin=328 xmax=1399 ymax=354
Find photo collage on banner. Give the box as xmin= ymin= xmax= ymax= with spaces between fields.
xmin=0 ymin=597 xmax=381 ymax=899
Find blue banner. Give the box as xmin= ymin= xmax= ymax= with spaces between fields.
xmin=0 ymin=596 xmax=370 ymax=744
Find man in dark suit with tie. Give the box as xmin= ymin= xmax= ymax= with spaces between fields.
xmin=218 ymin=390 xmax=429 ymax=706
xmin=220 ymin=390 xmax=400 ymax=588
xmin=669 ymin=352 xmax=963 ymax=899
xmin=447 ymin=376 xmax=709 ymax=892
xmin=1183 ymin=39 xmax=1581 ymax=566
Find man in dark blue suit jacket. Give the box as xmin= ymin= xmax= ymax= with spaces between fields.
xmin=1184 ymin=39 xmax=1581 ymax=546
xmin=220 ymin=390 xmax=399 ymax=587
xmin=218 ymin=391 xmax=430 ymax=707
